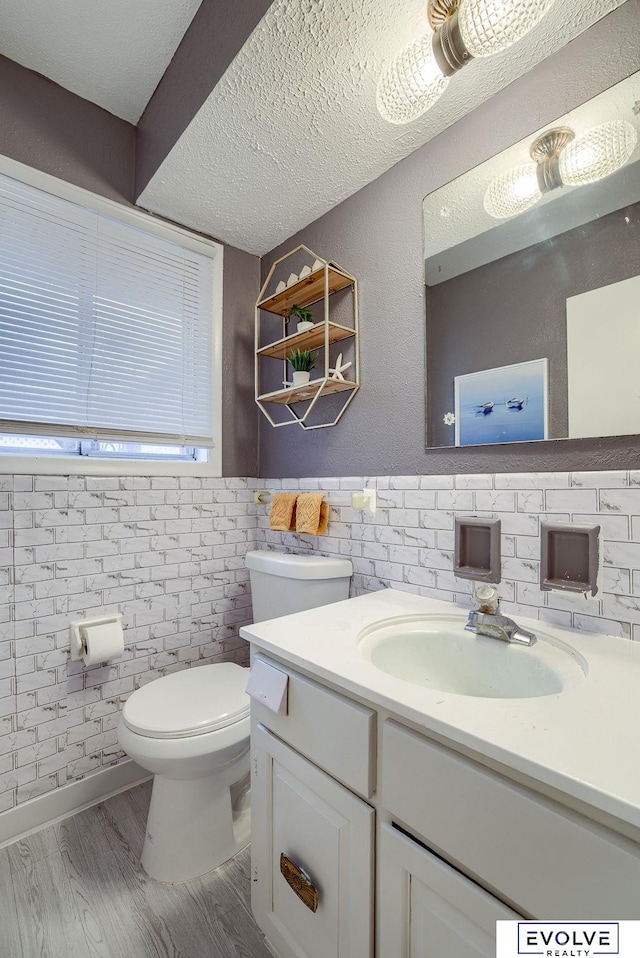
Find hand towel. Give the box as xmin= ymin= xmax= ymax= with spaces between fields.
xmin=317 ymin=500 xmax=329 ymax=536
xmin=269 ymin=492 xmax=298 ymax=532
xmin=296 ymin=493 xmax=328 ymax=535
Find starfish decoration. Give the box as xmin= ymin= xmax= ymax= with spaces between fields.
xmin=328 ymin=353 xmax=352 ymax=381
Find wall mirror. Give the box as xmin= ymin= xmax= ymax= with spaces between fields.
xmin=423 ymin=71 xmax=640 ymax=449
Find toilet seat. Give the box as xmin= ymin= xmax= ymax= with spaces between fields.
xmin=122 ymin=663 xmax=250 ymax=739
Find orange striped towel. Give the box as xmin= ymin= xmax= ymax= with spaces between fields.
xmin=296 ymin=493 xmax=329 ymax=535
xmin=269 ymin=492 xmax=298 ymax=531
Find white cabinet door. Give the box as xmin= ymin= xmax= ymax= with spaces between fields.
xmin=252 ymin=723 xmax=374 ymax=958
xmin=379 ymin=824 xmax=520 ymax=958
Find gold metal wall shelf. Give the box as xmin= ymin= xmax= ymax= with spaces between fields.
xmin=255 ymin=245 xmax=360 ymax=430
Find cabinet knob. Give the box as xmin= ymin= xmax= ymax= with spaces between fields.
xmin=280 ymin=853 xmax=319 ymax=913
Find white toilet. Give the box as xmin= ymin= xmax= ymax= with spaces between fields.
xmin=118 ymin=662 xmax=251 ymax=883
xmin=117 ymin=548 xmax=352 ymax=884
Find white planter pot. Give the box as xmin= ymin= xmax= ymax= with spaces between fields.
xmin=292 ymin=371 xmax=311 ymax=387
xmin=297 ymin=321 xmax=314 ymax=333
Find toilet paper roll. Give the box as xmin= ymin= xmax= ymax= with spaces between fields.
xmin=80 ymin=619 xmax=125 ymax=666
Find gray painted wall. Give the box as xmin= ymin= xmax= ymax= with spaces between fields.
xmin=0 ymin=54 xmax=135 ymax=204
xmin=0 ymin=54 xmax=259 ymax=477
xmin=259 ymin=1 xmax=640 ymax=478
xmin=427 ymin=200 xmax=640 ymax=446
xmin=135 ymin=0 xmax=274 ymax=198
xmin=222 ymin=244 xmax=260 ymax=476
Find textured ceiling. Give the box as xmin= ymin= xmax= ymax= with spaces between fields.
xmin=138 ymin=0 xmax=629 ymax=255
xmin=0 ymin=0 xmax=203 ymax=122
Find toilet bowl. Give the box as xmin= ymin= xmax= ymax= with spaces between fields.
xmin=117 ymin=551 xmax=353 ymax=883
xmin=117 ymin=661 xmax=250 ymax=883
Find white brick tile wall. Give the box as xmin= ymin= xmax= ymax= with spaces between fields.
xmin=4 ymin=466 xmax=640 ymax=818
xmin=0 ymin=475 xmax=258 ymax=814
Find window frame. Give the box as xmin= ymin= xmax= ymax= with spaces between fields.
xmin=0 ymin=155 xmax=223 ymax=477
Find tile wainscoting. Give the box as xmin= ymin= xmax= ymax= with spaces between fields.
xmin=3 ymin=467 xmax=640 ymax=822
xmin=0 ymin=475 xmax=257 ymax=815
xmin=257 ymin=471 xmax=640 ymax=643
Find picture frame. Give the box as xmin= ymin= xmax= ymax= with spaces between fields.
xmin=454 ymin=359 xmax=548 ymax=447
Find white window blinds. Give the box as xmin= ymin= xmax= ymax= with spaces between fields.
xmin=0 ymin=173 xmax=216 ymax=445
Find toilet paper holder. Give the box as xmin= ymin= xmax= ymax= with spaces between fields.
xmin=69 ymin=613 xmax=124 ymax=661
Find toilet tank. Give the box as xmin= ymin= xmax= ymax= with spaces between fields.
xmin=245 ymin=550 xmax=353 ymax=622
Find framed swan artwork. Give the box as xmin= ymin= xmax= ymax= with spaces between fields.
xmin=454 ymin=359 xmax=548 ymax=447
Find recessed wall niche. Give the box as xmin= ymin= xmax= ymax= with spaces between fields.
xmin=454 ymin=517 xmax=501 ymax=584
xmin=540 ymin=521 xmax=600 ymax=596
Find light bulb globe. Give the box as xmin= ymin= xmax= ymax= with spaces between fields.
xmin=459 ymin=0 xmax=556 ymax=59
xmin=377 ymin=32 xmax=449 ymax=125
xmin=484 ymin=163 xmax=542 ymax=219
xmin=559 ymin=120 xmax=638 ymax=187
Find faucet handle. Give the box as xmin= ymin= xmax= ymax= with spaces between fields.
xmin=472 ymin=584 xmax=500 ymax=614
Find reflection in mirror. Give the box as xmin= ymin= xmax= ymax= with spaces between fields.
xmin=423 ymin=71 xmax=640 ymax=448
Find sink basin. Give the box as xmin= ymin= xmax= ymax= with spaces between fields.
xmin=358 ymin=614 xmax=586 ymax=699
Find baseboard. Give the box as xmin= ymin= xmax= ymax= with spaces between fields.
xmin=0 ymin=759 xmax=149 ymax=849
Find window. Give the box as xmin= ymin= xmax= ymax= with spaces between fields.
xmin=0 ymin=159 xmax=222 ymax=475
xmin=0 ymin=433 xmax=203 ymax=461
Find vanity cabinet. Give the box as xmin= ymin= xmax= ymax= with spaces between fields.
xmin=249 ymin=653 xmax=640 ymax=958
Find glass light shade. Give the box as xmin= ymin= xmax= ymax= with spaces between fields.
xmin=377 ymin=32 xmax=449 ymax=125
xmin=484 ymin=163 xmax=542 ymax=219
xmin=459 ymin=0 xmax=556 ymax=58
xmin=559 ymin=120 xmax=638 ymax=187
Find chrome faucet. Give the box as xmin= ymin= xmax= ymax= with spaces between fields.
xmin=465 ymin=585 xmax=537 ymax=647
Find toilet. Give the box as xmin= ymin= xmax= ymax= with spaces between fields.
xmin=118 ymin=662 xmax=251 ymax=883
xmin=117 ymin=548 xmax=352 ymax=883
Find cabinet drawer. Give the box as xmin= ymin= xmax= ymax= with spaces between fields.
xmin=382 ymin=720 xmax=640 ymax=918
xmin=251 ymin=656 xmax=376 ymax=798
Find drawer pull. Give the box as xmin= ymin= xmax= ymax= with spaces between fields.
xmin=280 ymin=853 xmax=319 ymax=913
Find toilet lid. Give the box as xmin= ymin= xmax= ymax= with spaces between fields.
xmin=122 ymin=663 xmax=250 ymax=739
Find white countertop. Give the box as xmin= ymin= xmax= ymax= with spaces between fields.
xmin=240 ymin=588 xmax=640 ymax=833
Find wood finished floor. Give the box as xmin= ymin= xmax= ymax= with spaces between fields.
xmin=0 ymin=781 xmax=272 ymax=958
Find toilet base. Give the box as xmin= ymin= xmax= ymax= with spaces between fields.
xmin=141 ymin=773 xmax=251 ymax=883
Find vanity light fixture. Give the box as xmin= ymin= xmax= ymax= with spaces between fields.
xmin=484 ymin=120 xmax=638 ymax=219
xmin=377 ymin=0 xmax=556 ymax=125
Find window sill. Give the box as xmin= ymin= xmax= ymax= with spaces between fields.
xmin=0 ymin=452 xmax=222 ymax=478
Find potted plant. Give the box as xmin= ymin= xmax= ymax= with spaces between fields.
xmin=287 ymin=349 xmax=316 ymax=387
xmin=288 ymin=304 xmax=314 ymax=333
